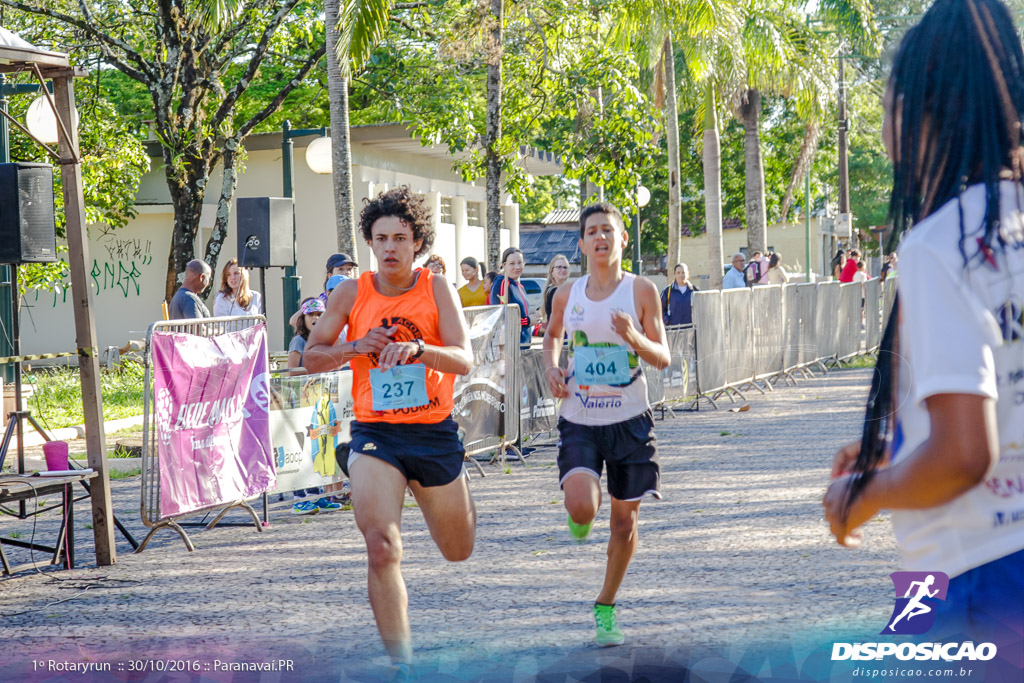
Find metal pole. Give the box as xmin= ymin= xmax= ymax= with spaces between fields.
xmin=838 ymin=52 xmax=850 ymax=217
xmin=0 ymin=77 xmax=14 ymax=384
xmin=805 ymin=172 xmax=812 ymax=283
xmin=281 ymin=121 xmax=301 ymax=349
xmin=633 ymin=188 xmax=642 ymax=275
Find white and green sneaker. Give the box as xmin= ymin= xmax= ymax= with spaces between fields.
xmin=567 ymin=514 xmax=593 ymax=542
xmin=593 ymin=603 xmax=625 ymax=647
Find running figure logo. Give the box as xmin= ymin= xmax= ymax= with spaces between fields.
xmin=882 ymin=572 xmax=949 ymax=635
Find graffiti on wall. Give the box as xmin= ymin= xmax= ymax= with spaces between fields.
xmin=32 ymin=236 xmax=156 ymax=308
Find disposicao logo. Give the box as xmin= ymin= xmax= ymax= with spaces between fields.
xmin=883 ymin=571 xmax=948 ymax=635
xmin=831 ymin=571 xmax=998 ymax=663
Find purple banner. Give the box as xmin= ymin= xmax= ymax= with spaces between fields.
xmin=152 ymin=323 xmax=275 ymax=517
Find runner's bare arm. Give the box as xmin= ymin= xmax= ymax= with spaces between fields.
xmin=611 ymin=277 xmax=670 ymax=370
xmin=304 ymin=280 xmax=392 ymax=373
xmin=823 ymin=393 xmax=997 ymax=547
xmin=377 ymin=274 xmax=473 ymax=374
xmin=542 ymin=283 xmax=571 ymax=398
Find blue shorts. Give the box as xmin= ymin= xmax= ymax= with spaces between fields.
xmin=933 ymin=547 xmax=1024 ymax=655
xmin=343 ymin=417 xmax=464 ymax=488
xmin=557 ymin=411 xmax=661 ymax=501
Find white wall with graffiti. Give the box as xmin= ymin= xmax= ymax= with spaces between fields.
xmin=21 ymin=124 xmax=560 ymax=356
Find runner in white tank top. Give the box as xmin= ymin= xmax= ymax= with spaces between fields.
xmin=561 ymin=272 xmax=650 ymax=425
xmin=542 ymin=203 xmax=670 ymax=648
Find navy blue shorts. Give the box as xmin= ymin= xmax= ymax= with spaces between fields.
xmin=557 ymin=411 xmax=661 ymax=501
xmin=343 ymin=417 xmax=464 ymax=488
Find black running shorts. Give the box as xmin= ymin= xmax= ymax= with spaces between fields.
xmin=556 ymin=410 xmax=661 ymax=501
xmin=344 ymin=417 xmax=464 ymax=488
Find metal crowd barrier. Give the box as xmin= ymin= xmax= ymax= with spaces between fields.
xmin=453 ymin=305 xmax=523 ymax=470
xmin=139 ymin=315 xmax=267 ymax=553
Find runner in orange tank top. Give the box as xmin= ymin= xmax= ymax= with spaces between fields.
xmin=305 ymin=186 xmax=475 ymax=673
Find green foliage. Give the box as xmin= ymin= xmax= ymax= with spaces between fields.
xmin=518 ymin=176 xmax=578 ymax=223
xmin=27 ymin=362 xmax=146 ymax=429
xmin=5 ymin=80 xmax=149 ymax=293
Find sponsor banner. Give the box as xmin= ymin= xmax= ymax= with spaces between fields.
xmin=453 ymin=306 xmax=507 ymax=453
xmin=268 ymin=371 xmax=353 ymax=493
xmin=152 ymin=324 xmax=275 ymax=518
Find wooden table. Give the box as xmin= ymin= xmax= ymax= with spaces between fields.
xmin=0 ymin=472 xmax=98 ymax=576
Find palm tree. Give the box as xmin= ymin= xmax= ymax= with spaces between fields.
xmin=333 ymin=0 xmax=395 ymax=253
xmin=610 ymin=0 xmax=736 ymax=273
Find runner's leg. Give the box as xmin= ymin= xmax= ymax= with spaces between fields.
xmin=563 ymin=471 xmax=601 ymax=525
xmin=597 ymin=497 xmax=641 ymax=605
xmin=409 ymin=476 xmax=476 ymax=561
xmin=350 ymin=454 xmax=411 ymax=663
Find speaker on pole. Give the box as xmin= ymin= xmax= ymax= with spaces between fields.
xmin=235 ymin=197 xmax=294 ymax=269
xmin=0 ymin=162 xmax=58 ymax=264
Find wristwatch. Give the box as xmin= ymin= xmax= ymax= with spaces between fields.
xmin=412 ymin=338 xmax=426 ymax=359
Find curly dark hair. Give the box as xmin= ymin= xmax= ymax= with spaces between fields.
xmin=359 ymin=185 xmax=434 ymax=258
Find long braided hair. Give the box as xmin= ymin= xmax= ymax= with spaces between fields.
xmin=844 ymin=0 xmax=1024 ymax=514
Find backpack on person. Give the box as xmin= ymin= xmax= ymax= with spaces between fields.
xmin=744 ymin=261 xmax=762 ymax=287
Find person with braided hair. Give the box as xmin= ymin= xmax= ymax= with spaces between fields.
xmin=823 ymin=0 xmax=1024 ymax=643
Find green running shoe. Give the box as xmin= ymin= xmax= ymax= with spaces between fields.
xmin=593 ymin=603 xmax=625 ymax=647
xmin=567 ymin=514 xmax=593 ymax=542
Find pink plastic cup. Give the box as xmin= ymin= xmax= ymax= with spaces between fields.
xmin=42 ymin=441 xmax=69 ymax=471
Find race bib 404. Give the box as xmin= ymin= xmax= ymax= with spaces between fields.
xmin=574 ymin=345 xmax=630 ymax=385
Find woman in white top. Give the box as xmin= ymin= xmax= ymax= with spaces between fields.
xmin=213 ymin=258 xmax=262 ymax=316
xmin=766 ymin=252 xmax=789 ymax=285
xmin=823 ymin=0 xmax=1024 ymax=646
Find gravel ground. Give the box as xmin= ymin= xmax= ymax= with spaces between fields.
xmin=0 ymin=367 xmax=907 ymax=681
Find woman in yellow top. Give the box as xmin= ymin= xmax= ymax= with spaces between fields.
xmin=457 ymin=256 xmax=488 ymax=307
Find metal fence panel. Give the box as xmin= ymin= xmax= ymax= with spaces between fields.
xmin=142 ymin=315 xmax=266 ymax=529
xmin=722 ymin=288 xmax=753 ymax=385
xmin=782 ymin=284 xmax=800 ymax=370
xmin=662 ymin=325 xmax=697 ymax=402
xmin=796 ymin=283 xmax=818 ymax=365
xmin=835 ymin=282 xmax=860 ymax=358
xmin=751 ymin=285 xmax=784 ymax=378
xmin=693 ymin=290 xmax=726 ymax=394
xmin=882 ymin=275 xmax=898 ymax=325
xmin=864 ymin=278 xmax=881 ymax=352
xmin=815 ymin=282 xmax=840 ymax=360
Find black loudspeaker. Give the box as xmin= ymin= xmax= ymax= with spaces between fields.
xmin=0 ymin=162 xmax=58 ymax=264
xmin=235 ymin=197 xmax=294 ymax=268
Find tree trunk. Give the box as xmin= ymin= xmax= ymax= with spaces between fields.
xmin=664 ymin=34 xmax=681 ymax=272
xmin=703 ymin=83 xmax=724 ymax=290
xmin=326 ymin=0 xmax=356 ymax=254
xmin=163 ymin=162 xmax=207 ymax=301
xmin=739 ymin=87 xmax=767 ymax=256
xmin=202 ymin=139 xmax=242 ymax=295
xmin=484 ymin=0 xmax=503 ymax=272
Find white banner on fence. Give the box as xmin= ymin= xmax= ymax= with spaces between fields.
xmin=268 ymin=371 xmax=353 ymax=493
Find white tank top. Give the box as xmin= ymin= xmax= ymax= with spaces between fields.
xmin=560 ymin=273 xmax=649 ymax=425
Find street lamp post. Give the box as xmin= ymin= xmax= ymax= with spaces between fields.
xmin=281 ymin=120 xmax=327 ymax=349
xmin=633 ymin=185 xmax=651 ymax=275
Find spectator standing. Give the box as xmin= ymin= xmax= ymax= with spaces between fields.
xmin=457 ymin=256 xmax=488 ymax=307
xmin=482 ymin=271 xmax=498 ymax=304
xmin=425 ymin=254 xmax=447 ymax=278
xmin=823 ymin=0 xmax=1024 ymax=644
xmin=491 ymin=247 xmax=531 ymax=346
xmin=213 ymin=258 xmax=262 ymax=316
xmin=852 ymin=261 xmax=869 ymax=284
xmin=880 ymin=253 xmax=899 ymax=282
xmin=767 ymin=253 xmax=790 ymax=285
xmin=831 ymin=249 xmax=846 ymax=281
xmin=661 ymin=263 xmax=699 ymax=326
xmin=326 ymin=252 xmax=358 ymax=281
xmin=744 ymin=250 xmax=768 ymax=286
xmin=287 ymin=297 xmax=342 ymax=516
xmin=722 ymin=253 xmax=746 ymax=290
xmin=839 ymin=249 xmax=860 ymax=282
xmin=543 ymin=254 xmax=571 ymax=323
xmin=168 ymin=260 xmax=212 ymax=319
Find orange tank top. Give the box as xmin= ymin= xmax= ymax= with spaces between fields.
xmin=347 ymin=268 xmax=455 ymax=424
